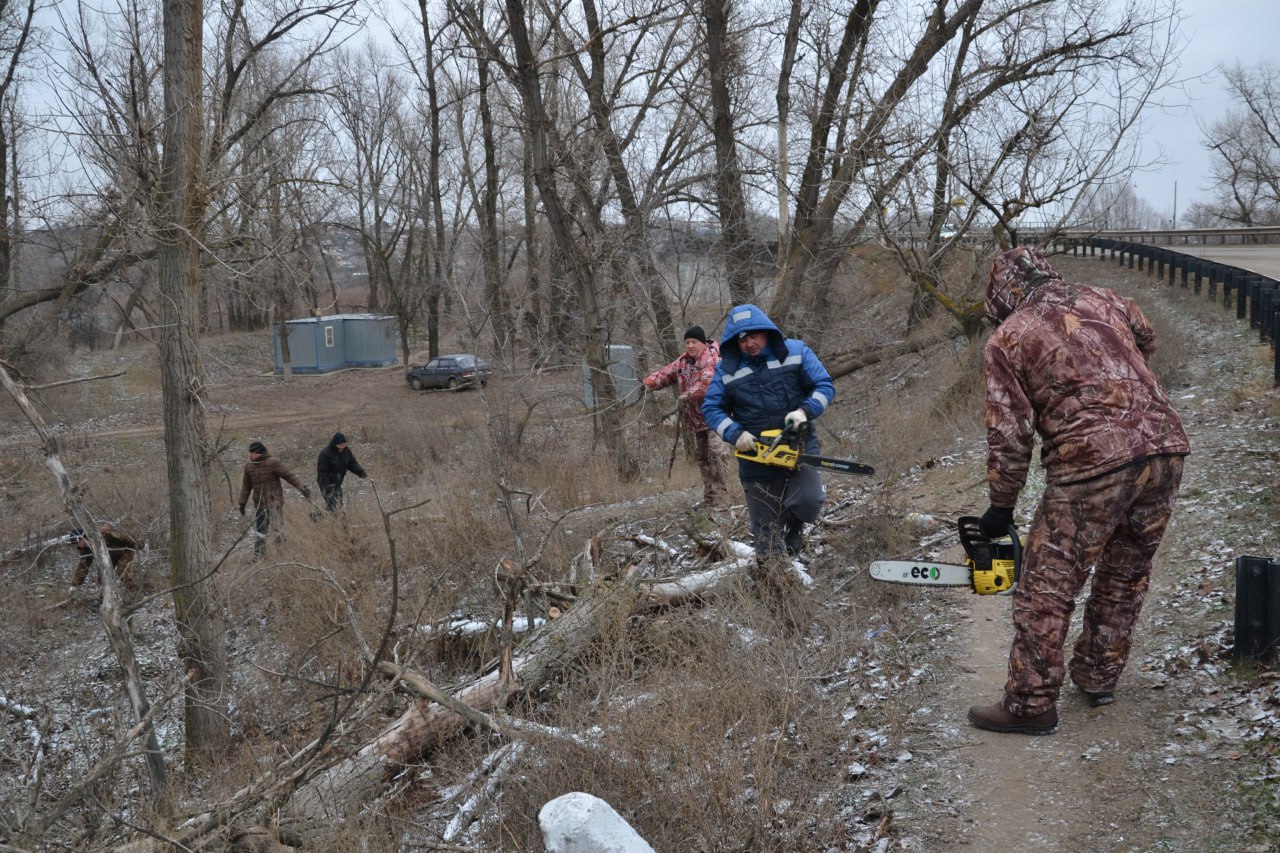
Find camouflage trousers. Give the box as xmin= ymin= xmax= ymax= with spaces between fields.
xmin=1003 ymin=454 xmax=1184 ymax=716
xmin=693 ymin=430 xmax=730 ymax=506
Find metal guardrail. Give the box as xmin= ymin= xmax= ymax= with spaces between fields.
xmin=1063 ymin=226 xmax=1280 ymax=246
xmin=1070 ymin=237 xmax=1280 ymax=386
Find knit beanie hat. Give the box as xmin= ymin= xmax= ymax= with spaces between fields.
xmin=683 ymin=325 xmax=707 ymax=344
xmin=332 ymin=432 xmax=347 ymax=445
xmin=249 ymin=441 xmax=267 ymax=454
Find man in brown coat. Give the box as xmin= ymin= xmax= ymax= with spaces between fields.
xmin=968 ymin=247 xmax=1190 ymax=736
xmin=238 ymin=440 xmax=310 ymax=558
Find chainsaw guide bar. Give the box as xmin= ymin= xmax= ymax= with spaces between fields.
xmin=868 ymin=560 xmax=974 ymax=587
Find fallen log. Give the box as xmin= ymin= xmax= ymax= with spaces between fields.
xmin=162 ymin=535 xmax=790 ymax=847
xmin=281 ymin=567 xmax=651 ymax=834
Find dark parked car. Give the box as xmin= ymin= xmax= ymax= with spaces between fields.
xmin=405 ymin=354 xmax=493 ymax=391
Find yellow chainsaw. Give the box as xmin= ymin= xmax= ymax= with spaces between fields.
xmin=733 ymin=426 xmax=875 ymax=476
xmin=869 ymin=516 xmax=1022 ymax=595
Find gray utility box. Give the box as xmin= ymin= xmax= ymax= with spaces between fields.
xmin=583 ymin=344 xmax=643 ymax=408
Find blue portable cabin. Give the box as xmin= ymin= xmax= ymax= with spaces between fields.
xmin=273 ymin=313 xmax=398 ymax=374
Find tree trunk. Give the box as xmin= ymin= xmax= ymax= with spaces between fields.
xmin=579 ymin=0 xmax=678 ymax=357
xmin=477 ymin=52 xmax=513 ymax=358
xmin=504 ymin=0 xmax=636 ymax=480
xmin=159 ymin=0 xmax=228 ymax=762
xmin=704 ymin=0 xmax=757 ymax=306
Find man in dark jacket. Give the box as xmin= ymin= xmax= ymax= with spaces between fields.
xmin=968 ymin=247 xmax=1190 ymax=736
xmin=69 ymin=523 xmax=138 ymax=597
xmin=316 ymin=432 xmax=368 ymax=512
xmin=703 ymin=304 xmax=834 ymax=621
xmin=238 ymin=440 xmax=310 ymax=558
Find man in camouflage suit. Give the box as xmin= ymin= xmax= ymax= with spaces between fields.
xmin=641 ymin=325 xmax=730 ymax=507
xmin=968 ymin=247 xmax=1190 ymax=736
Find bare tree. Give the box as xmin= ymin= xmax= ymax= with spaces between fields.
xmin=761 ymin=0 xmax=1178 ymax=346
xmin=1200 ymin=62 xmax=1280 ymax=226
xmin=703 ymin=0 xmax=756 ymax=306
xmin=0 ymin=0 xmax=37 ymax=320
xmin=501 ymin=0 xmax=638 ymax=478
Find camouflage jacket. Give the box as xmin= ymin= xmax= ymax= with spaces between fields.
xmin=984 ymin=278 xmax=1190 ymax=507
xmin=643 ymin=341 xmax=720 ymax=432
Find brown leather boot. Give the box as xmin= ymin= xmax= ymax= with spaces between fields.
xmin=967 ymin=702 xmax=1058 ymax=735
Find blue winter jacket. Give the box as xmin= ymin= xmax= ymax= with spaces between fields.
xmin=702 ymin=304 xmax=835 ymax=480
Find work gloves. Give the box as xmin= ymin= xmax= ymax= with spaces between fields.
xmin=735 ymin=431 xmax=757 ymax=453
xmin=238 ymin=504 xmax=246 ymax=516
xmin=784 ymin=408 xmax=808 ymax=430
xmin=978 ymin=504 xmax=1015 ymax=539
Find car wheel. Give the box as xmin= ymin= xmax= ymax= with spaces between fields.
xmin=447 ymin=377 xmax=459 ymax=390
xmin=410 ymin=377 xmax=423 ymax=391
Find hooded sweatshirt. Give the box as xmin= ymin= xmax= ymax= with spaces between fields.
xmin=983 ymin=248 xmax=1190 ymax=507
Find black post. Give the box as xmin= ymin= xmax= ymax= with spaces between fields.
xmin=1261 ymin=287 xmax=1275 ymax=342
xmin=1274 ymin=308 xmax=1280 ymax=387
xmin=1233 ymin=556 xmax=1280 ymax=661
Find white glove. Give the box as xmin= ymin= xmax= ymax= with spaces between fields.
xmin=784 ymin=408 xmax=808 ymax=429
xmin=68 ymin=586 xmax=79 ymax=601
xmin=735 ymin=431 xmax=757 ymax=453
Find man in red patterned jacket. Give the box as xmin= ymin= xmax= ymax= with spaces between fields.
xmin=968 ymin=247 xmax=1191 ymax=736
xmin=642 ymin=326 xmax=730 ymax=506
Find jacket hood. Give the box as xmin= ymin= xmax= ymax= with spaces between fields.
xmin=985 ymin=247 xmax=1063 ymax=322
xmin=719 ymin=304 xmax=784 ymax=360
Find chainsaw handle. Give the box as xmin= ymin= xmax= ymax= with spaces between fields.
xmin=768 ymin=421 xmax=808 ymax=452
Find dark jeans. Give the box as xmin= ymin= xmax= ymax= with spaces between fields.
xmin=322 ymin=484 xmax=344 ymax=512
xmin=742 ymin=467 xmax=826 ymax=561
xmin=253 ymin=505 xmax=283 ymax=558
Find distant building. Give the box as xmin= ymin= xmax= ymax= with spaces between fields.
xmin=272 ymin=313 xmax=397 ymax=374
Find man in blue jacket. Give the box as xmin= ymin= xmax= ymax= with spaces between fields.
xmin=703 ymin=304 xmax=835 ymax=610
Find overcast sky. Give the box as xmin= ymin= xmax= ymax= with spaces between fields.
xmin=1133 ymin=0 xmax=1277 ymax=219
